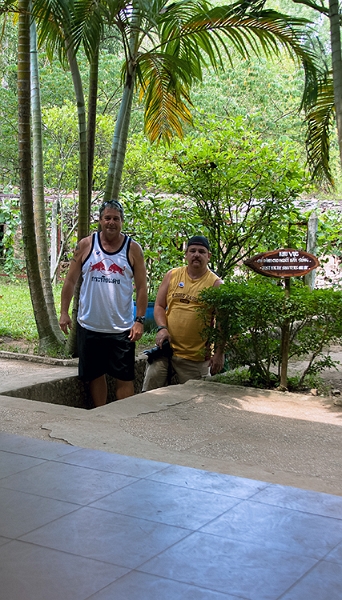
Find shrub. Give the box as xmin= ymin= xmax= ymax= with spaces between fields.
xmin=199 ymin=279 xmax=342 ymax=389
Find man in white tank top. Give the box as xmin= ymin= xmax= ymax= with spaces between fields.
xmin=59 ymin=200 xmax=148 ymax=406
xmin=143 ymin=235 xmax=225 ymax=392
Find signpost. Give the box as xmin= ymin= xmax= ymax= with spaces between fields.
xmin=244 ymin=248 xmax=319 ymax=390
xmin=244 ymin=248 xmax=319 ymax=279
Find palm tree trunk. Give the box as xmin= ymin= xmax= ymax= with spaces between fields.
xmin=30 ymin=12 xmax=64 ymax=344
xmin=62 ymin=44 xmax=90 ymax=356
xmin=87 ymin=45 xmax=99 ymax=213
xmin=67 ymin=45 xmax=89 ymax=241
xmin=104 ymin=6 xmax=140 ymax=201
xmin=18 ymin=0 xmax=64 ymax=355
xmin=329 ymin=0 xmax=342 ymax=167
xmin=104 ymin=70 xmax=136 ymax=201
xmin=112 ymin=70 xmax=136 ymax=199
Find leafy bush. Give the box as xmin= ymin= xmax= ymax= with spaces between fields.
xmin=122 ymin=192 xmax=202 ymax=299
xmin=0 ymin=195 xmax=23 ymax=277
xmin=199 ymin=279 xmax=342 ymax=389
xmin=166 ymin=116 xmax=309 ymax=278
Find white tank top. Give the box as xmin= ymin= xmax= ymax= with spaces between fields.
xmin=78 ymin=232 xmax=134 ymax=333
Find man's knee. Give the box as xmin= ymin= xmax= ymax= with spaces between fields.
xmin=142 ymin=358 xmax=168 ymax=391
xmin=172 ymin=357 xmax=209 ymax=383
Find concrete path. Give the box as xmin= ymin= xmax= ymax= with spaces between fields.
xmin=1 ymin=354 xmax=341 ymax=496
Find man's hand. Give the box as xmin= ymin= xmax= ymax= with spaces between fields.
xmin=59 ymin=313 xmax=72 ymax=335
xmin=209 ymin=350 xmax=225 ymax=375
xmin=129 ymin=321 xmax=144 ymax=342
xmin=155 ymin=327 xmax=171 ymax=349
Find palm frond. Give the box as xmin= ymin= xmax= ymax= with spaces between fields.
xmin=305 ymin=74 xmax=334 ymax=184
xmin=137 ymin=52 xmax=193 ymax=143
xmin=0 ymin=0 xmax=18 ymax=15
xmin=32 ymin=0 xmax=71 ymax=64
xmin=71 ymin=0 xmax=107 ymax=59
xmin=154 ymin=4 xmax=320 ymax=102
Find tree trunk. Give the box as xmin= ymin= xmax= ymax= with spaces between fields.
xmin=67 ymin=45 xmax=89 ymax=241
xmin=279 ymin=277 xmax=291 ymax=391
xmin=329 ymin=0 xmax=342 ymax=167
xmin=50 ymin=197 xmax=58 ymax=282
xmin=18 ymin=0 xmax=64 ymax=355
xmin=104 ymin=9 xmax=139 ymax=201
xmin=87 ymin=45 xmax=99 ymax=214
xmin=30 ymin=14 xmax=64 ymax=343
xmin=104 ymin=71 xmax=136 ymax=201
xmin=66 ymin=45 xmax=89 ymax=356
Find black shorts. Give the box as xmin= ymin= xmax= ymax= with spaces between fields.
xmin=77 ymin=324 xmax=135 ymax=382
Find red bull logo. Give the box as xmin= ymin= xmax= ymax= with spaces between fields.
xmin=89 ymin=260 xmax=106 ymax=272
xmin=108 ymin=262 xmax=126 ymax=276
xmin=89 ymin=259 xmax=126 ymax=276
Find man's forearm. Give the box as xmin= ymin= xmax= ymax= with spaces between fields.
xmin=60 ymin=280 xmax=75 ymax=316
xmin=135 ymin=287 xmax=148 ymax=318
xmin=154 ymin=304 xmax=167 ymax=327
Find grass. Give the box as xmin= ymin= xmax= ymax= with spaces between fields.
xmin=0 ymin=279 xmax=45 ymax=341
xmin=0 ymin=279 xmax=156 ymax=353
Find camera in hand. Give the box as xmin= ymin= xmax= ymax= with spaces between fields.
xmin=144 ymin=339 xmax=173 ymax=364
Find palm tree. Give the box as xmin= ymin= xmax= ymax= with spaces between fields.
xmin=32 ymin=0 xmax=95 ymax=240
xmin=30 ymin=11 xmax=65 ymax=344
xmin=32 ymin=0 xmax=319 ymax=202
xmin=305 ymin=0 xmax=342 ymax=184
xmin=268 ymin=0 xmax=342 ymax=185
xmin=101 ymin=0 xmax=319 ymax=201
xmin=18 ymin=0 xmax=64 ymax=354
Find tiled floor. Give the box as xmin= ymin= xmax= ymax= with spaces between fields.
xmin=0 ymin=432 xmax=341 ymax=599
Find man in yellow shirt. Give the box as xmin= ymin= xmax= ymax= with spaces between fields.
xmin=143 ymin=235 xmax=224 ymax=391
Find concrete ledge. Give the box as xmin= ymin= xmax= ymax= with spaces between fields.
xmin=1 ymin=354 xmax=148 ymax=408
xmin=0 ymin=350 xmax=78 ymax=367
xmin=1 ymin=380 xmax=342 ymax=495
xmin=1 ymin=354 xmax=342 ymax=495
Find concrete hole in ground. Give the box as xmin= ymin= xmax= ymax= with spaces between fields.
xmin=4 ymin=357 xmax=148 ymax=409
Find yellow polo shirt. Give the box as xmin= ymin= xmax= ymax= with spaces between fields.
xmin=166 ymin=266 xmax=219 ymax=361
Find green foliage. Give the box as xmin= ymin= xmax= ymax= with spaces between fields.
xmin=0 ymin=195 xmax=23 ymax=276
xmin=122 ymin=192 xmax=202 ymax=298
xmin=191 ymin=54 xmax=306 ymax=146
xmin=165 ymin=116 xmax=309 ymax=276
xmin=315 ymin=207 xmax=342 ymax=261
xmin=199 ymin=278 xmax=342 ymax=388
xmin=42 ymin=102 xmax=115 ymax=192
xmin=210 ymin=364 xmax=331 ymax=394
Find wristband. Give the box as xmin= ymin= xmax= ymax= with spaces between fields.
xmin=157 ymin=326 xmax=168 ymax=332
xmin=135 ymin=316 xmax=145 ymax=324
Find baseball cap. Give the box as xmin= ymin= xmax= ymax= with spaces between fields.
xmin=187 ymin=235 xmax=210 ymax=250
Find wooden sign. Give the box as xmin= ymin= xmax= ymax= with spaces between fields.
xmin=244 ymin=248 xmax=319 ymax=278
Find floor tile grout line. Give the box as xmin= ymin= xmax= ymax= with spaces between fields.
xmin=246 ymin=495 xmax=342 ymax=521
xmin=0 ymin=480 xmax=137 ymax=507
xmin=4 ymin=537 xmax=136 ymax=570
xmin=0 ymin=484 xmax=83 ymax=507
xmin=188 ymin=527 xmax=333 ymax=563
xmin=12 ymin=506 xmax=85 ymax=540
xmin=276 ymin=555 xmax=329 ymax=600
xmin=76 ymin=501 xmax=198 ymax=531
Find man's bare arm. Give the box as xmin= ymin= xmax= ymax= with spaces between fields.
xmin=129 ymin=241 xmax=148 ymax=341
xmin=154 ymin=270 xmax=173 ymax=348
xmin=59 ymin=237 xmax=90 ymax=334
